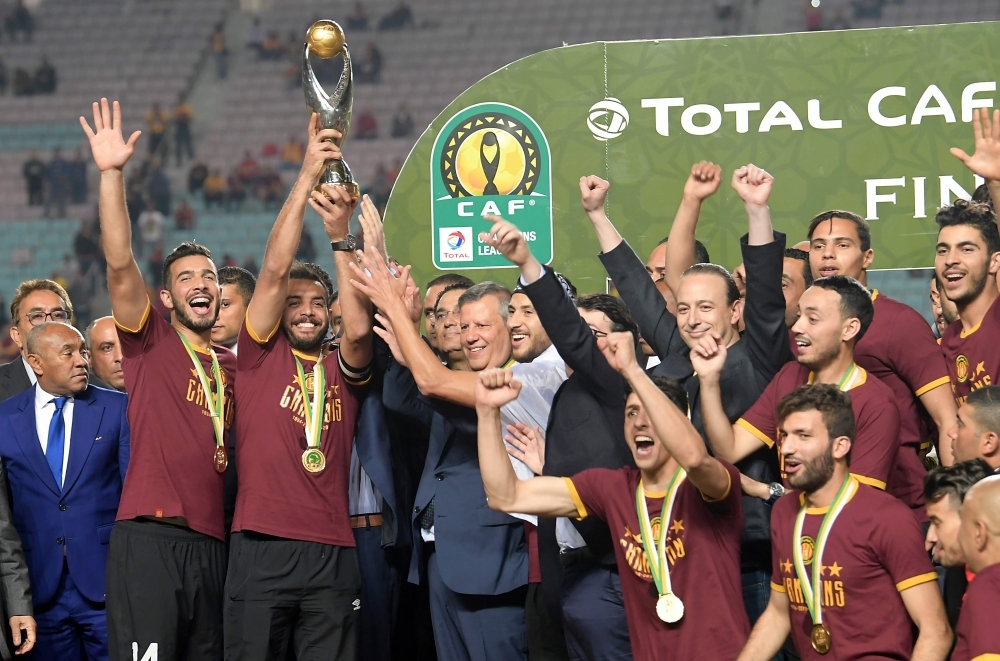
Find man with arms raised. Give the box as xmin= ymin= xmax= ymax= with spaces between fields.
xmin=474 ymin=330 xmax=749 ymax=661
xmin=952 ymin=476 xmax=1000 ymax=661
xmin=212 ymin=266 xmax=256 ymax=354
xmin=225 ymin=113 xmax=372 ymax=658
xmin=699 ymin=276 xmax=901 ymax=496
xmin=81 ymin=98 xmax=236 ymax=661
xmin=737 ymin=385 xmax=951 ymax=661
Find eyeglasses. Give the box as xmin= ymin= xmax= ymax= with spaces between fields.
xmin=23 ymin=309 xmax=70 ymax=326
xmin=589 ymin=327 xmax=608 ymax=338
xmin=435 ymin=309 xmax=461 ymax=323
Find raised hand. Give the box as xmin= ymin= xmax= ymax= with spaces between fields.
xmin=596 ymin=331 xmax=639 ymax=376
xmin=682 ymin=161 xmax=723 ymax=202
xmin=731 ymin=163 xmax=774 ymax=207
xmin=505 ymin=422 xmax=545 ymax=475
xmin=358 ymin=194 xmax=389 ymax=266
xmin=688 ymin=333 xmax=727 ymax=382
xmin=402 ymin=271 xmax=422 ymax=324
xmin=480 ymin=215 xmax=533 ymax=267
xmin=79 ymin=98 xmax=141 ymax=172
xmin=732 ymin=262 xmax=747 ymax=299
xmin=347 ymin=245 xmax=409 ymax=313
xmin=301 ymin=113 xmax=343 ymax=184
xmin=310 ymin=184 xmax=357 ymax=242
xmin=475 ymin=368 xmax=523 ymax=409
xmin=580 ymin=175 xmax=610 ymax=214
xmin=373 ymin=312 xmax=407 ymax=367
xmin=951 ymin=107 xmax=1000 ymax=181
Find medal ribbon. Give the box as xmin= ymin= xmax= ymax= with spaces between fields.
xmin=635 ymin=468 xmax=687 ymax=599
xmin=294 ymin=355 xmax=327 ymax=451
xmin=808 ymin=363 xmax=861 ymax=391
xmin=792 ymin=475 xmax=858 ymax=626
xmin=177 ymin=332 xmax=225 ymax=450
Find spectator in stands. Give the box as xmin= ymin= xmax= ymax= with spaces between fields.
xmin=174 ymin=198 xmax=195 ymax=230
xmin=356 ymin=107 xmax=378 ymax=139
xmin=853 ymin=0 xmax=885 ymax=19
xmin=188 ymin=160 xmax=208 ymax=195
xmin=378 ymin=1 xmax=415 ymax=30
xmin=829 ymin=9 xmax=852 ymax=29
xmin=296 ymin=227 xmax=317 ymax=263
xmin=44 ymin=148 xmax=70 ymax=218
xmin=22 ymin=151 xmax=45 ymax=206
xmin=55 ymin=254 xmax=78 ymax=287
xmin=222 ymin=255 xmax=238 ymax=268
xmin=714 ymin=0 xmax=734 ymax=20
xmin=69 ymin=148 xmax=87 ymax=204
xmin=73 ymin=220 xmax=100 ymax=275
xmin=237 ymin=150 xmax=260 ymax=192
xmin=256 ymin=167 xmax=283 ymax=211
xmin=356 ymin=40 xmax=383 ymax=83
xmin=137 ymin=200 xmax=164 ymax=259
xmin=125 ymin=171 xmax=146 ymax=228
xmin=0 ymin=56 xmax=8 ymax=96
xmin=34 ymin=57 xmax=55 ymax=93
xmin=246 ymin=17 xmax=266 ymax=54
xmin=173 ymin=94 xmax=195 ymax=166
xmin=280 ymin=135 xmax=304 ymax=170
xmin=387 ymin=157 xmax=402 ymax=183
xmin=203 ymin=169 xmax=227 ymax=208
xmin=391 ymin=103 xmax=414 ymax=138
xmin=805 ymin=3 xmax=824 ymax=31
xmin=145 ymin=103 xmax=169 ymax=156
xmin=242 ymin=256 xmax=259 ymax=277
xmin=227 ymin=169 xmax=247 ymax=211
xmin=260 ymin=31 xmax=285 ymax=60
xmin=4 ymin=0 xmax=33 ymax=42
xmin=12 ymin=66 xmax=32 ymax=96
xmin=212 ymin=23 xmax=228 ymax=79
xmin=146 ymin=160 xmax=171 ymax=215
xmin=347 ymin=3 xmax=369 ymax=30
xmin=368 ymin=163 xmax=392 ymax=211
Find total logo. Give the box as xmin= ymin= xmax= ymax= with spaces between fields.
xmin=439 ymin=227 xmax=473 ymax=262
xmin=587 ymin=97 xmax=630 ymax=141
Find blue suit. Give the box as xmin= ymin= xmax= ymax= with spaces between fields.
xmin=0 ymin=385 xmax=129 ymax=661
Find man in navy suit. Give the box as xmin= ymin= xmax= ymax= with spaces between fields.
xmin=0 ymin=322 xmax=130 ymax=661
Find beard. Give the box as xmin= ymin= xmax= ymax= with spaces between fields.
xmin=787 ymin=443 xmax=836 ymax=493
xmin=284 ymin=317 xmax=329 ymax=353
xmin=174 ymin=299 xmax=220 ymax=333
xmin=948 ymin=264 xmax=991 ymax=307
xmin=796 ymin=339 xmax=840 ymax=372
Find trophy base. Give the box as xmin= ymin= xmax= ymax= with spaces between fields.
xmin=314 ymin=181 xmax=360 ymax=202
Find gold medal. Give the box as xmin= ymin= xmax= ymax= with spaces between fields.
xmin=655 ymin=592 xmax=684 ymax=623
xmin=213 ymin=446 xmax=228 ymax=473
xmin=302 ymin=448 xmax=326 ymax=473
xmin=811 ymin=624 xmax=832 ymax=655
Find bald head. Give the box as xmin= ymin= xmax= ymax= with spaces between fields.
xmin=959 ymin=476 xmax=1000 ymax=573
xmin=26 ymin=322 xmax=91 ymax=396
xmin=86 ymin=316 xmax=125 ymax=391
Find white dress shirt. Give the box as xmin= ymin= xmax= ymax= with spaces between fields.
xmin=34 ymin=384 xmax=74 ymax=486
xmin=348 ymin=444 xmax=383 ymax=517
xmin=22 ymin=356 xmax=37 ymax=386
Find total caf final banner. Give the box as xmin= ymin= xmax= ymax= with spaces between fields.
xmin=383 ymin=21 xmax=1000 ymax=293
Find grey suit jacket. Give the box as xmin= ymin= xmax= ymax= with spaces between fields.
xmin=0 ymin=460 xmax=32 ymax=661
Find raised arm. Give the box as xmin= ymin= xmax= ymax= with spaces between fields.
xmin=950 ymin=107 xmax=1000 ymax=215
xmin=598 ymin=332 xmax=731 ymax=499
xmin=475 ymin=369 xmax=579 ymax=517
xmin=663 ymin=161 xmax=722 ymax=296
xmin=246 ymin=113 xmax=343 ymax=338
xmin=80 ymin=98 xmax=146 ymax=329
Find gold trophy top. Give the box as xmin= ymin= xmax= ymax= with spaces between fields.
xmin=306 ymin=20 xmax=345 ymax=59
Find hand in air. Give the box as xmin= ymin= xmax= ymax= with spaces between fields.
xmin=475 ymin=368 xmax=523 ymax=409
xmin=951 ymin=107 xmax=1000 ymax=181
xmin=311 ymin=185 xmax=357 ymax=242
xmin=79 ymin=98 xmax=141 ymax=172
xmin=358 ymin=194 xmax=389 ymax=267
xmin=301 ymin=112 xmax=343 ymax=183
xmin=505 ymin=423 xmax=545 ymax=475
xmin=579 ymin=175 xmax=610 ymax=214
xmin=683 ymin=161 xmax=723 ymax=202
xmin=688 ymin=333 xmax=727 ymax=382
xmin=480 ymin=216 xmax=533 ymax=267
xmin=348 ymin=245 xmax=409 ymax=313
xmin=731 ymin=163 xmax=774 ymax=207
xmin=596 ymin=331 xmax=639 ymax=376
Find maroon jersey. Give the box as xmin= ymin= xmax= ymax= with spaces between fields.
xmin=231 ymin=321 xmax=367 ymax=546
xmin=856 ymin=292 xmax=950 ymax=519
xmin=116 ymin=303 xmax=236 ymax=541
xmin=738 ymin=362 xmax=901 ymax=491
xmin=941 ymin=294 xmax=1000 ymax=406
xmin=770 ymin=481 xmax=937 ymax=661
xmin=566 ymin=462 xmax=749 ymax=661
xmin=951 ymin=563 xmax=1000 ymax=661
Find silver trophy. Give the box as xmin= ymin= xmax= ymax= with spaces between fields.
xmin=302 ymin=20 xmax=360 ymax=200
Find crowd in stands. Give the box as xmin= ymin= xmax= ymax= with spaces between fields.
xmin=0 ymin=55 xmax=56 ymax=97
xmin=21 ymin=148 xmax=88 ymax=217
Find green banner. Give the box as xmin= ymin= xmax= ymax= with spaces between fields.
xmin=383 ymin=21 xmax=1000 ymax=293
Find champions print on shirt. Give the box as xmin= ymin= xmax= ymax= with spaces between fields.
xmin=185 ymin=363 xmax=234 ymax=429
xmin=278 ymin=367 xmax=343 ymax=431
xmin=941 ymin=296 xmax=1000 ymax=405
xmin=618 ymin=516 xmax=687 ymax=581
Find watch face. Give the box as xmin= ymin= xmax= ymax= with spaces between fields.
xmin=345 ymin=235 xmax=357 ymax=250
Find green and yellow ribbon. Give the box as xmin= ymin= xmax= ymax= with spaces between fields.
xmin=808 ymin=362 xmax=862 ymax=391
xmin=635 ymin=468 xmax=687 ymax=600
xmin=177 ymin=332 xmax=225 ymax=452
xmin=792 ymin=475 xmax=858 ymax=628
xmin=295 ymin=355 xmax=327 ymax=451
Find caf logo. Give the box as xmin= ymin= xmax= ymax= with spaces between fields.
xmin=956 ymin=355 xmax=969 ymax=383
xmin=800 ymin=536 xmax=816 ymax=565
xmin=438 ymin=111 xmax=542 ymax=197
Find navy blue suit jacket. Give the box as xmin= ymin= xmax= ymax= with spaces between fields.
xmin=382 ymin=359 xmax=527 ymax=596
xmin=0 ymin=384 xmax=129 ymax=606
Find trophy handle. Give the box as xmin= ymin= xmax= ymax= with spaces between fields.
xmin=302 ymin=44 xmax=353 ymax=146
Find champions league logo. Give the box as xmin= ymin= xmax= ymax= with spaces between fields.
xmin=587 ymin=98 xmax=630 ymax=141
xmin=438 ymin=111 xmax=542 ymax=197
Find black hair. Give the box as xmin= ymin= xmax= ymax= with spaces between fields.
xmin=972 ymin=183 xmax=995 ymax=212
xmin=655 ymin=237 xmax=711 ymax=264
xmin=681 ymin=263 xmax=741 ymax=306
xmin=427 ymin=273 xmax=475 ymax=290
xmin=289 ymin=262 xmax=334 ymax=305
xmin=218 ymin=266 xmax=256 ymax=306
xmin=435 ymin=281 xmax=472 ymax=313
xmin=808 ymin=210 xmax=871 ymax=252
xmin=576 ymin=293 xmax=639 ymax=340
xmin=923 ymin=458 xmax=992 ymax=507
xmin=162 ymin=241 xmax=214 ymax=289
xmin=784 ymin=248 xmax=813 ymax=287
xmin=624 ymin=374 xmax=688 ymax=413
xmin=810 ymin=275 xmax=875 ymax=344
xmin=776 ymin=384 xmax=855 ymax=465
xmin=935 ymin=198 xmax=1000 ymax=256
xmin=964 ymin=386 xmax=1000 ymax=437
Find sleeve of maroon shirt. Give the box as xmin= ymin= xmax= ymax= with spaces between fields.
xmin=885 ymin=302 xmax=951 ymax=398
xmin=850 ymin=385 xmax=901 ymax=490
xmin=700 ymin=460 xmax=743 ymax=520
xmin=735 ymin=369 xmax=783 ymax=450
xmin=768 ymin=495 xmax=794 ymax=593
xmin=115 ymin=299 xmax=168 ymax=358
xmin=565 ymin=467 xmax=623 ymax=523
xmin=956 ymin=570 xmax=1000 ymax=660
xmin=873 ymin=494 xmax=937 ymax=592
xmin=237 ymin=317 xmax=280 ymax=372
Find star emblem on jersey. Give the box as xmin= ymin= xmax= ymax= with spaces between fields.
xmin=956 ymin=355 xmax=969 ymax=383
xmin=781 ymin=558 xmax=793 ymax=573
xmin=827 ymin=561 xmax=842 ymax=577
xmin=670 ymin=519 xmax=684 ymax=534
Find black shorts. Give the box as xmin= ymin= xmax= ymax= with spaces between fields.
xmin=224 ymin=531 xmax=361 ymax=661
xmin=106 ymin=518 xmax=227 ymax=661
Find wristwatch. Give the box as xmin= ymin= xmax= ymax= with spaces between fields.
xmin=331 ymin=235 xmax=357 ymax=252
xmin=765 ymin=482 xmax=785 ymax=507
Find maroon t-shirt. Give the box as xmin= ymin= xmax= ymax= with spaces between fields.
xmin=951 ymin=563 xmax=1000 ymax=661
xmin=856 ymin=292 xmax=950 ymax=520
xmin=116 ymin=303 xmax=236 ymax=541
xmin=566 ymin=462 xmax=749 ymax=661
xmin=770 ymin=480 xmax=937 ymax=661
xmin=941 ymin=294 xmax=1000 ymax=406
xmin=737 ymin=362 xmax=901 ymax=491
xmin=231 ymin=321 xmax=367 ymax=547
